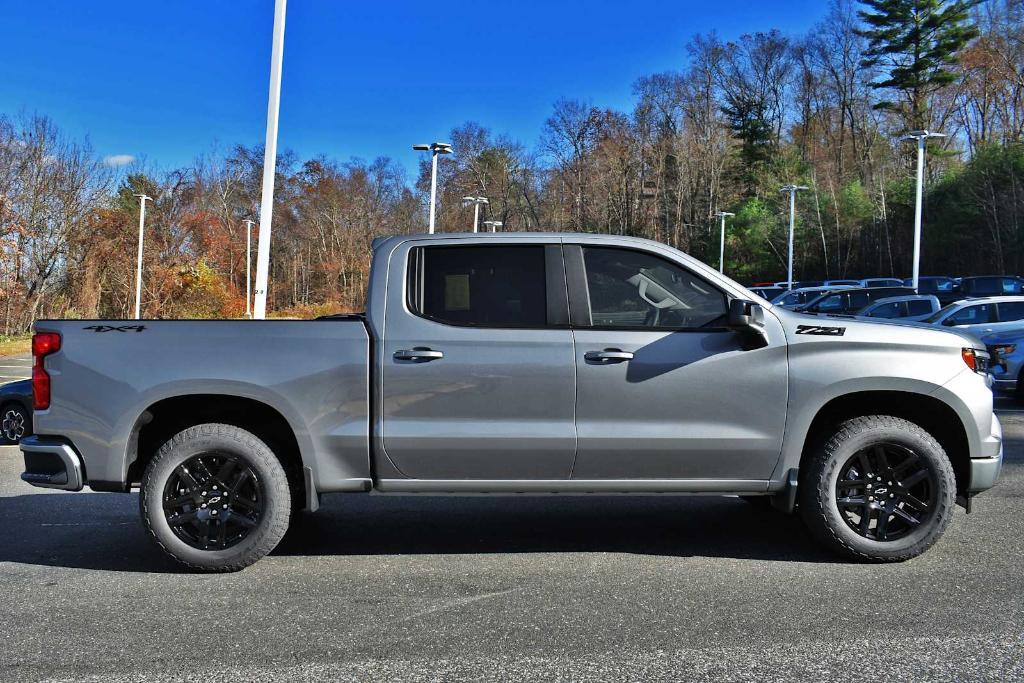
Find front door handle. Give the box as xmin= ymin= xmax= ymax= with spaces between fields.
xmin=394 ymin=348 xmax=444 ymax=362
xmin=584 ymin=349 xmax=634 ymax=363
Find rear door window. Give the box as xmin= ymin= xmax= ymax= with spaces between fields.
xmin=869 ymin=302 xmax=904 ymax=318
xmin=907 ymin=300 xmax=934 ymax=316
xmin=409 ymin=246 xmax=547 ymax=328
xmin=997 ymin=301 xmax=1024 ymax=322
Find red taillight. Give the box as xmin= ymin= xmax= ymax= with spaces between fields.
xmin=32 ymin=332 xmax=61 ymax=410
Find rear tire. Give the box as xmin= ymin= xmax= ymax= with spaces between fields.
xmin=140 ymin=423 xmax=291 ymax=572
xmin=799 ymin=415 xmax=955 ymax=562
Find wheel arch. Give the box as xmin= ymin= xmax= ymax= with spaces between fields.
xmin=797 ymin=390 xmax=971 ymax=498
xmin=125 ymin=393 xmax=309 ymax=509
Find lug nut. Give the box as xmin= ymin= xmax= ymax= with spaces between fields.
xmin=877 ymin=477 xmax=882 ymax=481
xmin=201 ymin=491 xmax=207 ymax=496
xmin=223 ymin=504 xmax=228 ymax=509
xmin=868 ymin=496 xmax=874 ymax=501
xmin=201 ymin=503 xmax=207 ymax=508
xmin=211 ymin=510 xmax=218 ymax=516
xmin=213 ymin=485 xmax=218 ymax=491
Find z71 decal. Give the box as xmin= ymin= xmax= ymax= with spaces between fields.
xmin=795 ymin=324 xmax=845 ymax=336
xmin=83 ymin=324 xmax=147 ymax=333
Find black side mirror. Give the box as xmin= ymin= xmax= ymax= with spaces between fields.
xmin=727 ymin=299 xmax=768 ymax=349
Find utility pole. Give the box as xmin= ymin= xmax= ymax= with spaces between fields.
xmin=713 ymin=211 xmax=734 ymax=274
xmin=779 ymin=185 xmax=808 ymax=290
xmin=133 ymin=193 xmax=152 ymax=319
xmin=253 ymin=0 xmax=287 ymax=319
xmin=413 ymin=142 xmax=453 ymax=233
xmin=244 ymin=219 xmax=255 ymax=318
xmin=462 ymin=196 xmax=488 ymax=232
xmin=900 ymin=130 xmax=945 ymax=290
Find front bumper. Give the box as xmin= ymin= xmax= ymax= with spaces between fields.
xmin=992 ymin=377 xmax=1018 ymax=395
xmin=968 ymin=414 xmax=1003 ymax=493
xmin=20 ymin=436 xmax=84 ymax=491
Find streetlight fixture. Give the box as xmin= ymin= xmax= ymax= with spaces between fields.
xmin=413 ymin=142 xmax=453 ymax=234
xmin=482 ymin=220 xmax=503 ymax=233
xmin=244 ymin=219 xmax=255 ymax=318
xmin=900 ymin=130 xmax=945 ymax=290
xmin=713 ymin=211 xmax=735 ymax=274
xmin=779 ymin=184 xmax=808 ymax=290
xmin=252 ymin=0 xmax=288 ymax=320
xmin=133 ymin=193 xmax=152 ymax=320
xmin=462 ymin=196 xmax=489 ymax=232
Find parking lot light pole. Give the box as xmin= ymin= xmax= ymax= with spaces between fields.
xmin=244 ymin=219 xmax=255 ymax=318
xmin=462 ymin=196 xmax=489 ymax=232
xmin=713 ymin=211 xmax=734 ymax=273
xmin=779 ymin=185 xmax=808 ymax=290
xmin=900 ymin=130 xmax=945 ymax=291
xmin=482 ymin=220 xmax=503 ymax=233
xmin=133 ymin=193 xmax=152 ymax=320
xmin=413 ymin=142 xmax=453 ymax=233
xmin=253 ymin=0 xmax=287 ymax=320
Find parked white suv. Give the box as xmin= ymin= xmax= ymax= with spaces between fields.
xmin=921 ymin=296 xmax=1024 ymax=336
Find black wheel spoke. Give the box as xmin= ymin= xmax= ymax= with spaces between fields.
xmin=232 ymin=512 xmax=257 ymax=528
xmin=901 ymin=468 xmax=929 ymax=489
xmin=859 ymin=506 xmax=873 ymax=535
xmin=893 ymin=506 xmax=922 ymax=526
xmin=230 ymin=468 xmax=251 ymax=494
xmin=857 ymin=452 xmax=873 ymax=478
xmin=216 ymin=458 xmax=237 ymax=483
xmin=232 ymin=495 xmax=258 ymax=511
xmin=873 ymin=445 xmax=890 ymax=473
xmin=875 ymin=510 xmax=891 ymax=540
xmin=193 ymin=457 xmax=218 ymax=484
xmin=174 ymin=465 xmax=201 ymax=491
xmin=837 ymin=495 xmax=867 ymax=507
xmin=164 ymin=492 xmax=196 ymax=510
xmin=216 ymin=519 xmax=227 ymax=547
xmin=167 ymin=510 xmax=197 ymax=526
xmin=900 ymin=493 xmax=930 ymax=512
xmin=838 ymin=479 xmax=868 ymax=490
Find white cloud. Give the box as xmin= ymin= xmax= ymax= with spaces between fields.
xmin=103 ymin=154 xmax=136 ymax=167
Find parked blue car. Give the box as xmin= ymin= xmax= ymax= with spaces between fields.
xmin=983 ymin=328 xmax=1024 ymax=400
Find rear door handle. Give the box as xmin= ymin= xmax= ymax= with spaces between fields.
xmin=584 ymin=349 xmax=634 ymax=363
xmin=394 ymin=348 xmax=444 ymax=362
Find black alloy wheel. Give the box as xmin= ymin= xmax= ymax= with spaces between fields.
xmin=834 ymin=443 xmax=937 ymax=542
xmin=162 ymin=452 xmax=262 ymax=551
xmin=2 ymin=404 xmax=29 ymax=443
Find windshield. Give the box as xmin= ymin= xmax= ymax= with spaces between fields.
xmin=923 ymin=303 xmax=956 ymax=323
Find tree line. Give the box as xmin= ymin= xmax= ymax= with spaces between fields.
xmin=1 ymin=0 xmax=1022 ymax=330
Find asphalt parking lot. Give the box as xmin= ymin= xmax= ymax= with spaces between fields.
xmin=0 ymin=403 xmax=1021 ymax=681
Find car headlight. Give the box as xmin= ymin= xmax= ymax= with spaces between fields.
xmin=961 ymin=348 xmax=990 ymax=374
xmin=990 ymin=343 xmax=1016 ymax=358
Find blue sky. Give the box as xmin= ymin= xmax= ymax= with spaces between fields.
xmin=1 ymin=0 xmax=829 ymax=179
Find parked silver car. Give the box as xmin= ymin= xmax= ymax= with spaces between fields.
xmin=856 ymin=295 xmax=941 ymax=322
xmin=921 ymin=296 xmax=1024 ymax=337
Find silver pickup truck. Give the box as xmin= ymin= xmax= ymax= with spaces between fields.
xmin=21 ymin=233 xmax=1003 ymax=571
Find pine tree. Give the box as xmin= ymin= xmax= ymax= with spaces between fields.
xmin=857 ymin=0 xmax=980 ymax=131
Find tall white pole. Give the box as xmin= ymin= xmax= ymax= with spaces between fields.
xmin=244 ymin=219 xmax=254 ymax=318
xmin=911 ymin=136 xmax=925 ymax=291
xmin=787 ymin=189 xmax=795 ymax=290
xmin=428 ymin=150 xmax=439 ymax=234
xmin=719 ymin=214 xmax=727 ymax=273
xmin=133 ymin=194 xmax=151 ymax=320
xmin=473 ymin=202 xmax=480 ymax=233
xmin=253 ymin=0 xmax=287 ymax=320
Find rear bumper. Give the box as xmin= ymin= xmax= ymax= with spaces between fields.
xmin=20 ymin=436 xmax=84 ymax=491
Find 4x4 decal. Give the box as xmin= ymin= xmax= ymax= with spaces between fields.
xmin=795 ymin=324 xmax=845 ymax=336
xmin=83 ymin=324 xmax=147 ymax=333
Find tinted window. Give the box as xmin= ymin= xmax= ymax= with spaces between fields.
xmin=944 ymin=304 xmax=993 ymax=326
xmin=848 ymin=291 xmax=872 ymax=310
xmin=869 ymin=302 xmax=904 ymax=318
xmin=907 ymin=300 xmax=934 ymax=316
xmin=998 ymin=301 xmax=1024 ymax=322
xmin=582 ymin=247 xmax=726 ymax=328
xmin=813 ymin=294 xmax=844 ymax=312
xmin=411 ymin=246 xmax=547 ymax=327
xmin=966 ymin=277 xmax=1021 ymax=295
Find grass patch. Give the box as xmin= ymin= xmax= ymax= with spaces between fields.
xmin=0 ymin=334 xmax=32 ymax=357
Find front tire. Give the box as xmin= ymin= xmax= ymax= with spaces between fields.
xmin=800 ymin=415 xmax=956 ymax=562
xmin=140 ymin=423 xmax=291 ymax=572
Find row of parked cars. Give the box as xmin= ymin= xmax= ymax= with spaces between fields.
xmin=750 ymin=275 xmax=1024 ymax=402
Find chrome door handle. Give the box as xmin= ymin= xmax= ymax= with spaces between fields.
xmin=584 ymin=349 xmax=634 ymax=363
xmin=394 ymin=348 xmax=444 ymax=362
